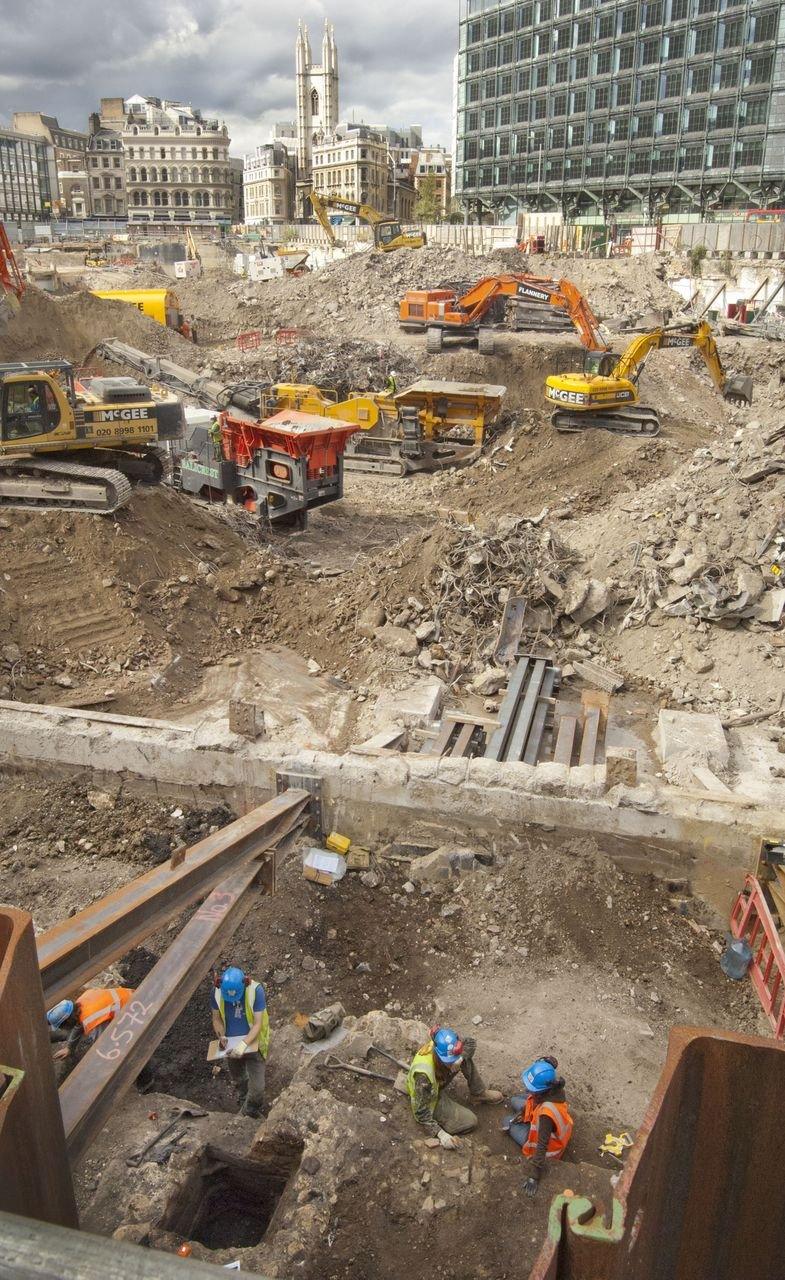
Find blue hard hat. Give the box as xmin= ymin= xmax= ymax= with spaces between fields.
xmin=220 ymin=967 xmax=245 ymax=1001
xmin=432 ymin=1027 xmax=464 ymax=1065
xmin=522 ymin=1058 xmax=557 ymax=1093
xmin=46 ymin=999 xmax=75 ymax=1029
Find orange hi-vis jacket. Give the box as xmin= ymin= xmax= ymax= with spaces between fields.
xmin=521 ymin=1095 xmax=574 ymax=1161
xmin=76 ymin=987 xmax=133 ymax=1035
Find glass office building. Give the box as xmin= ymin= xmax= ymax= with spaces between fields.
xmin=454 ymin=0 xmax=785 ymax=219
xmin=0 ymin=129 xmax=57 ymax=223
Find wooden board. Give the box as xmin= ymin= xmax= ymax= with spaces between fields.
xmin=450 ymin=722 xmax=476 ymax=758
xmin=553 ymin=713 xmax=578 ymax=767
xmin=419 ymin=719 xmax=455 ymax=756
xmin=578 ymin=706 xmax=601 ymax=767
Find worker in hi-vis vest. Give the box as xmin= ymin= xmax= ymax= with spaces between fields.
xmin=502 ymin=1056 xmax=574 ymax=1198
xmin=47 ymin=987 xmax=154 ymax=1091
xmin=406 ymin=1026 xmax=503 ymax=1148
xmin=211 ymin=966 xmax=270 ymax=1119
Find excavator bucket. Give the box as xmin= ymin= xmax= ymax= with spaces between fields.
xmin=723 ymin=374 xmax=753 ymax=406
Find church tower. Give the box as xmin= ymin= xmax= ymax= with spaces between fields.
xmin=295 ymin=18 xmax=339 ymax=178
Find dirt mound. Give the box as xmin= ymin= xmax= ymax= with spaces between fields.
xmin=0 ymin=285 xmax=199 ymax=364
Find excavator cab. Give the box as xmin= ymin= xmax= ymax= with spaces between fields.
xmin=0 ymin=368 xmax=73 ymax=448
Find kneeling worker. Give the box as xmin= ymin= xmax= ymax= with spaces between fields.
xmin=211 ymin=966 xmax=269 ymax=1119
xmin=407 ymin=1026 xmax=503 ymax=1148
xmin=503 ymin=1056 xmax=574 ymax=1198
xmin=47 ymin=986 xmax=134 ymax=1061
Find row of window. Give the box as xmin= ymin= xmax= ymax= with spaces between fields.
xmin=127 ymin=166 xmax=229 ymax=185
xmin=462 ymin=100 xmax=764 ymax=157
xmin=130 ymin=189 xmax=232 ymax=208
xmin=91 ymin=176 xmax=123 ymax=190
xmin=463 ymin=0 xmax=765 ymax=43
xmin=464 ymin=5 xmax=775 ymax=67
xmin=90 ymin=156 xmax=122 ymax=169
xmin=463 ymin=50 xmax=772 ymax=102
xmin=126 ymin=145 xmax=223 ymax=161
xmin=464 ymin=87 xmax=768 ymax=134
xmin=460 ymin=139 xmax=765 ymax=188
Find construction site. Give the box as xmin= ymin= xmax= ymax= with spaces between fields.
xmin=1 ymin=224 xmax=785 ymax=1280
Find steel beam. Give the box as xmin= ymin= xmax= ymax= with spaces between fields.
xmin=0 ymin=908 xmax=77 ymax=1228
xmin=38 ymin=791 xmax=308 ymax=1007
xmin=59 ymin=848 xmax=284 ymax=1164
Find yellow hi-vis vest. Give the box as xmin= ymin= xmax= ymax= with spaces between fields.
xmin=217 ymin=980 xmax=270 ymax=1059
xmin=406 ymin=1042 xmax=439 ymax=1114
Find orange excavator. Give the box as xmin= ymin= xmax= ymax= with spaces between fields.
xmin=399 ymin=273 xmax=608 ymax=355
xmin=0 ymin=223 xmax=25 ymax=332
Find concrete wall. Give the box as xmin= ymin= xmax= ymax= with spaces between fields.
xmin=0 ymin=701 xmax=769 ymax=870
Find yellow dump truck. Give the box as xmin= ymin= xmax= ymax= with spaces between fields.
xmin=90 ymin=288 xmax=197 ymax=342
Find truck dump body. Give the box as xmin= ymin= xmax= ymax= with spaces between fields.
xmin=530 ymin=1026 xmax=785 ymax=1280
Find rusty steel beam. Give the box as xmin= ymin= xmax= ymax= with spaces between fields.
xmin=529 ymin=1026 xmax=785 ymax=1280
xmin=0 ymin=908 xmax=78 ymax=1228
xmin=38 ymin=790 xmax=308 ymax=1007
xmin=58 ymin=843 xmax=287 ymax=1164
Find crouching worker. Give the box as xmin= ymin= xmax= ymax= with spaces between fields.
xmin=503 ymin=1056 xmax=574 ymax=1198
xmin=47 ymin=987 xmax=153 ymax=1090
xmin=407 ymin=1026 xmax=503 ymax=1149
xmin=211 ymin=966 xmax=269 ymax=1119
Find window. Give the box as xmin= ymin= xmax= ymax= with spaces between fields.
xmin=539 ymin=0 xmax=552 ymax=19
xmin=485 ymin=14 xmax=498 ymax=36
xmin=556 ymin=23 xmax=571 ymax=48
xmin=664 ymin=71 xmax=683 ymax=96
xmin=481 ymin=136 xmax=494 ymax=158
xmin=468 ymin=51 xmax=481 ymax=72
xmin=102 ymin=157 xmax=109 ymax=168
xmin=518 ymin=36 xmax=533 ymax=59
xmin=484 ymin=77 xmax=496 ymax=98
xmin=483 ymin=46 xmax=497 ymax=68
xmin=573 ymin=88 xmax=587 ymax=111
xmin=620 ymin=6 xmax=637 ymax=32
xmin=500 ymin=41 xmax=514 ymax=63
xmin=739 ymin=139 xmax=763 ymax=164
xmin=534 ymin=97 xmax=547 ymax=119
xmin=503 ymin=8 xmax=515 ymax=30
xmin=498 ymin=133 xmax=510 ymax=154
xmin=483 ymin=107 xmax=496 ymax=128
xmin=597 ymin=12 xmax=614 ymax=38
xmin=681 ymin=143 xmax=704 ymax=168
xmin=755 ymin=10 xmax=777 ymax=41
xmin=551 ymin=123 xmax=566 ymax=145
xmin=614 ymin=115 xmax=630 ymax=139
xmin=688 ymin=104 xmax=707 ymax=130
xmin=636 ymin=113 xmax=655 ymax=136
xmin=697 ymin=0 xmax=716 ymax=12
xmin=570 ymin=123 xmax=585 ymax=145
xmin=661 ymin=109 xmax=679 ymax=132
xmin=516 ymin=99 xmax=529 ymax=122
xmin=750 ymin=53 xmax=773 ymax=83
xmin=555 ymin=58 xmax=569 ymax=82
xmin=466 ymin=109 xmax=479 ymax=131
xmin=2 ymin=380 xmax=60 ymax=441
xmin=644 ymin=1 xmax=663 ymax=25
xmin=536 ymin=64 xmax=548 ymax=86
xmin=592 ymin=120 xmax=608 ymax=143
xmin=617 ymin=80 xmax=633 ymax=105
xmin=669 ymin=32 xmax=685 ymax=58
xmin=639 ymin=75 xmax=657 ymax=100
xmin=715 ymin=101 xmax=736 ymax=128
xmin=518 ymin=4 xmax=533 ymax=26
xmin=553 ymin=92 xmax=568 ymax=115
xmin=594 ymin=85 xmax=610 ymax=109
xmin=499 ymin=103 xmax=511 ymax=125
xmin=641 ymin=38 xmax=660 ymax=63
xmin=630 ymin=152 xmax=650 ymax=173
xmin=694 ymin=24 xmax=715 ymax=53
xmin=574 ymin=53 xmax=589 ymax=78
xmin=712 ymin=141 xmax=732 ymax=165
xmin=576 ymin=18 xmax=591 ymax=43
xmin=692 ymin=65 xmax=711 ymax=91
xmin=719 ymin=60 xmax=739 ymax=87
xmin=744 ymin=98 xmax=768 ymax=126
xmin=619 ymin=43 xmax=635 ymax=69
xmin=468 ymin=18 xmax=481 ymax=42
xmin=558 ymin=0 xmax=572 ymax=14
xmin=653 ymin=148 xmax=676 ymax=172
xmin=468 ymin=81 xmax=480 ymax=103
xmin=597 ymin=49 xmax=612 ymax=73
xmin=113 ymin=157 xmax=120 ymax=168
xmin=722 ymin=17 xmax=743 ymax=47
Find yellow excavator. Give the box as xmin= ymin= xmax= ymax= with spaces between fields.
xmin=0 ymin=361 xmax=184 ymax=513
xmin=309 ymin=190 xmax=426 ymax=252
xmin=545 ymin=321 xmax=753 ymax=436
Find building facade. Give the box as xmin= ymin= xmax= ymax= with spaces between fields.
xmin=0 ymin=127 xmax=58 ymax=223
xmin=415 ymin=146 xmax=453 ymax=215
xmin=311 ymin=125 xmax=390 ymax=210
xmin=243 ymin=143 xmax=295 ymax=225
xmin=123 ymin=96 xmax=232 ymax=224
xmin=454 ymin=0 xmax=785 ymax=220
xmin=12 ymin=112 xmax=90 ymax=217
xmin=229 ymin=157 xmax=244 ymax=223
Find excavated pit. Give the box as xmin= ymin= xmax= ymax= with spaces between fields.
xmin=159 ymin=1138 xmax=303 ymax=1251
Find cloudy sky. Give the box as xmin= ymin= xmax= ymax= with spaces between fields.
xmin=0 ymin=0 xmax=458 ymax=156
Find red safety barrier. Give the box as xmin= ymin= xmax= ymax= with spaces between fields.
xmin=730 ymin=873 xmax=785 ymax=1038
xmin=236 ymin=329 xmax=261 ymax=351
xmin=275 ymin=327 xmax=300 ymax=344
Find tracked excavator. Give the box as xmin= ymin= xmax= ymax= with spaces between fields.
xmin=0 ymin=223 xmax=25 ymax=332
xmin=545 ymin=321 xmax=753 ymax=437
xmin=93 ymin=341 xmax=507 ymax=476
xmin=0 ymin=362 xmax=184 ymax=513
xmin=309 ymin=190 xmax=426 ymax=252
xmin=398 ymin=274 xmax=608 ymax=355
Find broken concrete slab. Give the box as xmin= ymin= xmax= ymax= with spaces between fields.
xmin=372 ymin=678 xmax=445 ymax=730
xmin=656 ymin=709 xmax=729 ymax=773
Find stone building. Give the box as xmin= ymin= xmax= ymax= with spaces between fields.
xmin=311 ymin=124 xmax=389 ymax=211
xmin=11 ymin=112 xmax=90 ymax=218
xmin=243 ymin=143 xmax=296 ymax=226
xmin=414 ymin=146 xmax=453 ymax=216
xmin=122 ymin=96 xmax=232 ymax=225
xmin=295 ymin=19 xmax=339 ymax=212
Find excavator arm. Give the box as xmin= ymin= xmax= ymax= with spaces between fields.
xmin=611 ymin=323 xmax=752 ymax=401
xmin=0 ymin=223 xmax=25 ymax=331
xmin=454 ymin=274 xmax=607 ymax=351
xmin=309 ymin=191 xmax=338 ymax=247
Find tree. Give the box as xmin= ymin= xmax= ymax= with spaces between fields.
xmin=414 ymin=174 xmax=443 ymax=223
